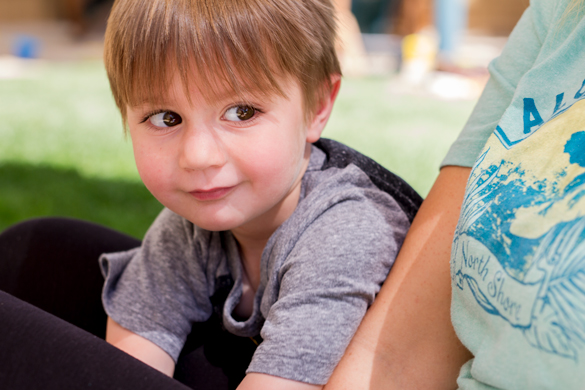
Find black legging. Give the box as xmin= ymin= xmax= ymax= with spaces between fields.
xmin=0 ymin=218 xmax=255 ymax=390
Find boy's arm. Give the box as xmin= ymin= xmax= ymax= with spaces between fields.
xmin=324 ymin=166 xmax=473 ymax=389
xmin=106 ymin=317 xmax=176 ymax=377
xmin=238 ymin=373 xmax=323 ymax=390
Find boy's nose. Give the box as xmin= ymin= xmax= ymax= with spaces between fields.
xmin=179 ymin=127 xmax=227 ymax=171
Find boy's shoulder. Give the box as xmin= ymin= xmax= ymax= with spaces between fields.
xmin=308 ymin=138 xmax=422 ymax=223
xmin=248 ymin=141 xmax=420 ymax=384
xmin=263 ymin=138 xmax=421 ymax=264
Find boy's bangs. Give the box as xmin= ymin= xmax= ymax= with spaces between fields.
xmin=106 ymin=0 xmax=333 ymax=120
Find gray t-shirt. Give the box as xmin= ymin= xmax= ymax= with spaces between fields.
xmin=100 ymin=144 xmax=411 ymax=385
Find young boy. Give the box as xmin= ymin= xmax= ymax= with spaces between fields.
xmin=99 ymin=0 xmax=421 ymax=389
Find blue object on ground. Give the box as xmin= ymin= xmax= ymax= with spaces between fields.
xmin=12 ymin=35 xmax=40 ymax=59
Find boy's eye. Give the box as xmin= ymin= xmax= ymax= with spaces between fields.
xmin=150 ymin=111 xmax=182 ymax=127
xmin=224 ymin=105 xmax=256 ymax=122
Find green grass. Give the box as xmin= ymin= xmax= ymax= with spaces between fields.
xmin=0 ymin=61 xmax=476 ymax=238
xmin=325 ymin=77 xmax=476 ymax=194
xmin=0 ymin=163 xmax=162 ymax=238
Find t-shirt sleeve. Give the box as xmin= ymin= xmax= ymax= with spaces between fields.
xmin=441 ymin=0 xmax=552 ymax=168
xmin=99 ymin=208 xmax=213 ymax=362
xmin=247 ymin=189 xmax=409 ymax=384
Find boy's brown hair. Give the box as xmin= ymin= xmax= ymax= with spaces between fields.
xmin=104 ymin=0 xmax=341 ymax=123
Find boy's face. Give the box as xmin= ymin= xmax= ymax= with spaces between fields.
xmin=126 ymin=71 xmax=327 ymax=238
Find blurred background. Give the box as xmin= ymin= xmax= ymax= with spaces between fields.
xmin=0 ymin=0 xmax=528 ymax=238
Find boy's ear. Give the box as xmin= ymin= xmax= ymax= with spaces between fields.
xmin=306 ymin=74 xmax=342 ymax=143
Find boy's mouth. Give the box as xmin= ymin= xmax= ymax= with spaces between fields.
xmin=189 ymin=186 xmax=235 ymax=201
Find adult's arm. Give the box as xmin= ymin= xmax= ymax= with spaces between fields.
xmin=324 ymin=165 xmax=472 ymax=389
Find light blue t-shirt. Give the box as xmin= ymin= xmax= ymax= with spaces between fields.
xmin=446 ymin=0 xmax=585 ymax=388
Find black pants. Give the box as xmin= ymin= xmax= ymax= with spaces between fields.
xmin=0 ymin=218 xmax=256 ymax=390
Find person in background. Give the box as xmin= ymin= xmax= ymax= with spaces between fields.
xmin=434 ymin=0 xmax=468 ymax=71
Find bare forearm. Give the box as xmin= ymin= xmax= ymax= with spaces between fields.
xmin=106 ymin=317 xmax=176 ymax=377
xmin=238 ymin=373 xmax=323 ymax=390
xmin=325 ymin=166 xmax=473 ymax=390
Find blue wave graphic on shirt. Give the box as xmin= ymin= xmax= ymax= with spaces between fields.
xmin=454 ymin=135 xmax=585 ymax=360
